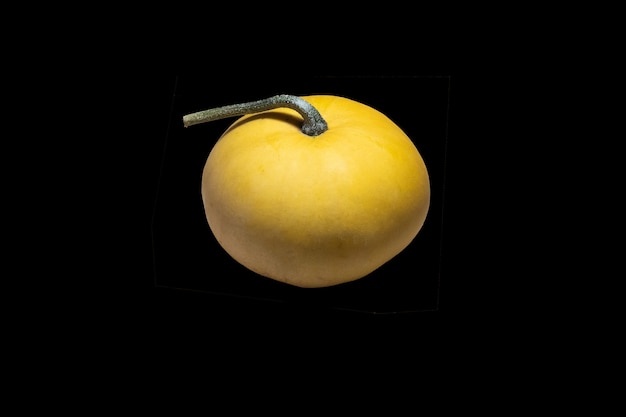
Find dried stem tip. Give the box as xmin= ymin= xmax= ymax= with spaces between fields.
xmin=182 ymin=94 xmax=328 ymax=137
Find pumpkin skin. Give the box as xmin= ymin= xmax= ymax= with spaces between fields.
xmin=201 ymin=95 xmax=430 ymax=288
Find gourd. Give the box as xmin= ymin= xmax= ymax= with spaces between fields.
xmin=183 ymin=94 xmax=430 ymax=288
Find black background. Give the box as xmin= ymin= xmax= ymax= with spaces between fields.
xmin=19 ymin=68 xmax=530 ymax=382
xmin=59 ymin=73 xmax=489 ymax=347
xmin=11 ymin=19 xmax=590 ymax=405
xmin=12 ymin=14 xmax=587 ymax=396
xmin=153 ymin=76 xmax=448 ymax=314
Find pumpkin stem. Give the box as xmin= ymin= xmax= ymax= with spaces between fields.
xmin=182 ymin=94 xmax=328 ymax=136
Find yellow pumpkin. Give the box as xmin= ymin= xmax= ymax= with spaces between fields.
xmin=199 ymin=95 xmax=430 ymax=288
